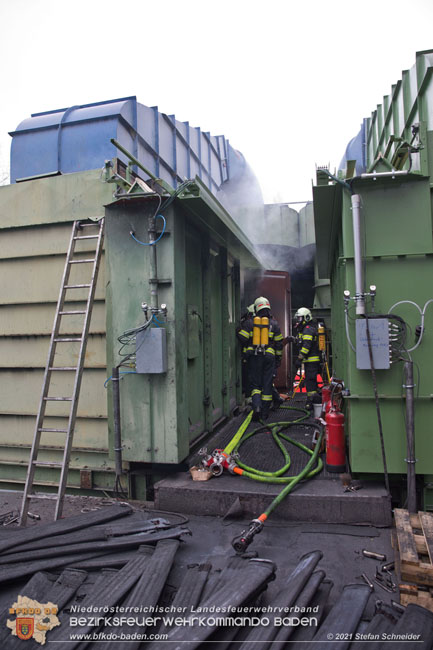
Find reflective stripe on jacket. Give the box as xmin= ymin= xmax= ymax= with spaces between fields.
xmin=297 ymin=323 xmax=320 ymax=363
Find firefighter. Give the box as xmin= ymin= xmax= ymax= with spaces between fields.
xmin=237 ymin=297 xmax=283 ymax=420
xmin=237 ymin=303 xmax=255 ymax=398
xmin=293 ymin=307 xmax=321 ymax=410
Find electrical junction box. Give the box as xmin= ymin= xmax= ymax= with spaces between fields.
xmin=136 ymin=328 xmax=167 ymax=373
xmin=355 ymin=318 xmax=390 ymax=369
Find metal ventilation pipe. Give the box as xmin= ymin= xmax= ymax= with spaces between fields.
xmin=351 ymin=194 xmax=365 ymax=315
xmin=404 ymin=360 xmax=417 ymax=513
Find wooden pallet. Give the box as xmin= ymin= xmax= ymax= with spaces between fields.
xmin=394 ymin=508 xmax=433 ymax=610
xmin=400 ymin=584 xmax=433 ymax=610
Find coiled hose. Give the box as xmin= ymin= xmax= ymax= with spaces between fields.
xmin=228 ymin=405 xmax=323 ymax=552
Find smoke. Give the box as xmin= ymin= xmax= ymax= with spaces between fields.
xmin=216 ymin=150 xmax=266 ymax=245
xmin=256 ymin=243 xmax=316 ymax=275
xmin=215 ymin=151 xmax=317 ymax=308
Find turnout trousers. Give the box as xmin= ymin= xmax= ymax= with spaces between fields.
xmin=249 ymin=353 xmax=275 ymax=415
xmin=304 ymin=361 xmax=320 ymax=403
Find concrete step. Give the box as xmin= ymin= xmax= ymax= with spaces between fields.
xmin=154 ymin=472 xmax=392 ymax=526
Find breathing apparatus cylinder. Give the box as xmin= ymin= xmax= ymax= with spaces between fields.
xmin=260 ymin=317 xmax=269 ymax=346
xmin=318 ymin=323 xmax=326 ymax=351
xmin=252 ymin=317 xmax=261 ymax=346
xmin=325 ymin=405 xmax=346 ymax=473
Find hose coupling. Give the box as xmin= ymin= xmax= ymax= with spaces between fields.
xmin=227 ymin=459 xmax=239 ymax=474
xmin=201 ymin=448 xmax=232 ymax=476
xmin=231 ymin=518 xmax=264 ymax=554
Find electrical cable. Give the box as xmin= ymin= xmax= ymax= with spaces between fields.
xmin=364 ymin=315 xmax=391 ymax=498
xmin=104 ymin=371 xmax=136 ymax=388
xmin=130 ymin=214 xmax=166 ymax=246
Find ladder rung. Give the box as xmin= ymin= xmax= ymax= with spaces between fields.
xmin=38 ymin=428 xmax=69 ymax=433
xmin=53 ymin=338 xmax=82 ymax=342
xmin=68 ymin=259 xmax=95 ymax=264
xmin=78 ymin=222 xmax=101 ymax=228
xmin=49 ymin=367 xmax=78 ymax=371
xmin=44 ymin=397 xmax=72 ymax=401
xmin=74 ymin=235 xmax=99 ymax=240
xmin=32 ymin=461 xmax=63 ymax=467
xmin=26 ymin=493 xmax=58 ymax=500
xmin=59 ymin=310 xmax=86 ymax=315
xmin=64 ymin=284 xmax=91 ymax=289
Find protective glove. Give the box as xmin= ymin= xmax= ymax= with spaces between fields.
xmin=294 ymin=357 xmax=303 ymax=369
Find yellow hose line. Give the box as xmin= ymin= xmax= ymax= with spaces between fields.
xmin=223 ymin=410 xmax=253 ymax=455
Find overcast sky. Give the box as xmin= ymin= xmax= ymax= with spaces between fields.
xmin=1 ymin=0 xmax=432 ymax=203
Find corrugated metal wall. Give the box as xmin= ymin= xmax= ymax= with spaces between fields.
xmin=0 ymin=170 xmax=114 ymax=492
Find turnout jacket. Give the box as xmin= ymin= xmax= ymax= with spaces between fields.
xmin=296 ymin=322 xmax=320 ymax=363
xmin=237 ymin=317 xmax=284 ymax=363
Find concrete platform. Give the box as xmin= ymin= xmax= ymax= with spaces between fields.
xmin=154 ymin=473 xmax=392 ymax=526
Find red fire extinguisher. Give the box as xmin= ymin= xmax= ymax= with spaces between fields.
xmin=325 ymin=403 xmax=346 ymax=473
xmin=321 ymin=385 xmax=332 ymax=418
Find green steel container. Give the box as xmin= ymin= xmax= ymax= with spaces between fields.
xmin=313 ymin=50 xmax=433 ymax=480
xmin=0 ymin=168 xmax=260 ymax=494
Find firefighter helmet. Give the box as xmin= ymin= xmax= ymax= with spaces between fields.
xmin=295 ymin=307 xmax=312 ymax=323
xmin=247 ymin=304 xmax=255 ymax=315
xmin=254 ymin=297 xmax=271 ymax=313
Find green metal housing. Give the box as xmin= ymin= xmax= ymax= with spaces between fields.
xmin=313 ymin=50 xmax=433 ymax=480
xmin=0 ymin=169 xmax=260 ymax=493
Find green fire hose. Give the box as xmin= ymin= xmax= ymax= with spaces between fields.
xmin=220 ymin=405 xmax=323 ymax=552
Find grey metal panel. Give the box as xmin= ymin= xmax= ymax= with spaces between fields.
xmin=136 ymin=328 xmax=167 ymax=374
xmin=356 ymin=319 xmax=390 ymax=370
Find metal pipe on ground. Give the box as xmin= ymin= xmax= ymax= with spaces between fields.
xmin=404 ymin=360 xmax=417 ymax=513
xmin=304 ymin=583 xmax=372 ymax=650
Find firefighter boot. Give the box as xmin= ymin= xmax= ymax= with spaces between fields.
xmin=252 ymin=406 xmax=262 ymax=421
xmin=251 ymin=392 xmax=262 ymax=421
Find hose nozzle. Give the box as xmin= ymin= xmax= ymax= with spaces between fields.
xmin=231 ymin=518 xmax=264 ymax=554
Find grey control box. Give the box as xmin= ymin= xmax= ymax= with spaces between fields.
xmin=356 ymin=318 xmax=390 ymax=369
xmin=136 ymin=328 xmax=167 ymax=374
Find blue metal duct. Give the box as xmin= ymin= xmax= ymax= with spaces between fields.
xmin=9 ymin=96 xmax=233 ymax=194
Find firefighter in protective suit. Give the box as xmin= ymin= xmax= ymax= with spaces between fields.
xmin=293 ymin=307 xmax=321 ymax=410
xmin=237 ymin=297 xmax=283 ymax=420
xmin=237 ymin=303 xmax=255 ymax=398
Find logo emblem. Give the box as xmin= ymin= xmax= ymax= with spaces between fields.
xmin=16 ymin=617 xmax=34 ymax=640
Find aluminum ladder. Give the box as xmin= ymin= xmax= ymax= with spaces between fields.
xmin=19 ymin=219 xmax=105 ymax=525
